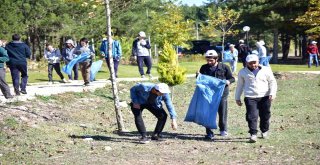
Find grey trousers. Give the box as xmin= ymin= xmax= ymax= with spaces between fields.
xmin=0 ymin=68 xmax=13 ymax=98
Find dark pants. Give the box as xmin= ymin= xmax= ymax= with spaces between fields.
xmin=106 ymin=58 xmax=120 ymax=78
xmin=66 ymin=61 xmax=78 ymax=80
xmin=206 ymin=88 xmax=229 ymax=135
xmin=48 ymin=63 xmax=64 ymax=82
xmin=130 ymin=103 xmax=168 ymax=137
xmin=244 ymin=96 xmax=271 ymax=135
xmin=80 ymin=61 xmax=91 ymax=84
xmin=0 ymin=68 xmax=12 ymax=98
xmin=9 ymin=63 xmax=28 ymax=93
xmin=137 ymin=56 xmax=152 ymax=76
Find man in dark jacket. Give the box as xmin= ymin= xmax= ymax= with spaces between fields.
xmin=0 ymin=39 xmax=13 ymax=99
xmin=198 ymin=50 xmax=235 ymax=140
xmin=5 ymin=34 xmax=31 ymax=95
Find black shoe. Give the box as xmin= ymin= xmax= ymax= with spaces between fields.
xmin=83 ymin=82 xmax=90 ymax=86
xmin=151 ymin=133 xmax=164 ymax=141
xmin=5 ymin=95 xmax=13 ymax=99
xmin=139 ymin=136 xmax=150 ymax=144
xmin=20 ymin=90 xmax=27 ymax=94
xmin=15 ymin=90 xmax=20 ymax=96
xmin=204 ymin=134 xmax=214 ymax=140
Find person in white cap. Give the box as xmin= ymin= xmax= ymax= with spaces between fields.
xmin=307 ymin=41 xmax=319 ymax=68
xmin=197 ymin=50 xmax=235 ymax=139
xmin=229 ymin=44 xmax=238 ymax=73
xmin=62 ymin=39 xmax=78 ymax=81
xmin=256 ymin=40 xmax=268 ymax=66
xmin=235 ymin=54 xmax=277 ymax=143
xmin=131 ymin=31 xmax=152 ymax=78
xmin=130 ymin=82 xmax=177 ymax=144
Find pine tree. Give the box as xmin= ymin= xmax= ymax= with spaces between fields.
xmin=157 ymin=41 xmax=186 ymax=88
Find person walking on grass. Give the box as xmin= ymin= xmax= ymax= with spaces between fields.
xmin=307 ymin=41 xmax=319 ymax=68
xmin=130 ymin=83 xmax=177 ymax=144
xmin=197 ymin=50 xmax=235 ymax=140
xmin=131 ymin=31 xmax=152 ymax=78
xmin=62 ymin=39 xmax=78 ymax=81
xmin=5 ymin=34 xmax=31 ymax=95
xmin=235 ymin=54 xmax=277 ymax=143
xmin=0 ymin=39 xmax=13 ymax=99
xmin=44 ymin=43 xmax=67 ymax=85
xmin=100 ymin=32 xmax=122 ymax=78
xmin=74 ymin=38 xmax=95 ymax=86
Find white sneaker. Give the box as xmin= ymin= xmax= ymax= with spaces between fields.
xmin=220 ymin=131 xmax=228 ymax=137
xmin=249 ymin=134 xmax=257 ymax=143
xmin=141 ymin=75 xmax=145 ymax=78
xmin=48 ymin=81 xmax=53 ymax=85
xmin=261 ymin=132 xmax=268 ymax=139
xmin=62 ymin=78 xmax=68 ymax=83
xmin=148 ymin=74 xmax=153 ymax=79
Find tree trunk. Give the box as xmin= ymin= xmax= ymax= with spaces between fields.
xmin=294 ymin=35 xmax=298 ymax=57
xmin=36 ymin=34 xmax=42 ymax=61
xmin=271 ymin=29 xmax=278 ymax=64
xmin=281 ymin=33 xmax=290 ymax=61
xmin=299 ymin=35 xmax=302 ymax=57
xmin=104 ymin=0 xmax=125 ymax=132
xmin=221 ymin=31 xmax=225 ymax=61
xmin=302 ymin=34 xmax=308 ymax=60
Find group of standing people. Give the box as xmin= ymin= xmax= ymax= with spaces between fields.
xmin=45 ymin=37 xmax=95 ymax=86
xmin=129 ymin=48 xmax=277 ymax=144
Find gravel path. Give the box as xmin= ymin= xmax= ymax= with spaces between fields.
xmin=0 ymin=75 xmax=197 ymax=104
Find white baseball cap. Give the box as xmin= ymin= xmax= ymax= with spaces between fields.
xmin=239 ymin=39 xmax=244 ymax=43
xmin=205 ymin=50 xmax=218 ymax=57
xmin=155 ymin=83 xmax=171 ymax=93
xmin=258 ymin=40 xmax=265 ymax=46
xmin=311 ymin=41 xmax=317 ymax=44
xmin=246 ymin=54 xmax=259 ymax=62
xmin=65 ymin=39 xmax=75 ymax=47
xmin=138 ymin=31 xmax=146 ymax=38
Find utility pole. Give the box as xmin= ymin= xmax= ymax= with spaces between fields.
xmin=104 ymin=0 xmax=125 ymax=132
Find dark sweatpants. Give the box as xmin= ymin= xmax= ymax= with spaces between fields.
xmin=137 ymin=56 xmax=152 ymax=76
xmin=48 ymin=63 xmax=64 ymax=82
xmin=244 ymin=96 xmax=271 ymax=135
xmin=206 ymin=88 xmax=229 ymax=135
xmin=0 ymin=68 xmax=12 ymax=98
xmin=106 ymin=58 xmax=120 ymax=78
xmin=9 ymin=63 xmax=28 ymax=93
xmin=130 ymin=103 xmax=168 ymax=137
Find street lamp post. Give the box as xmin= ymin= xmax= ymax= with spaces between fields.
xmin=243 ymin=26 xmax=250 ymax=45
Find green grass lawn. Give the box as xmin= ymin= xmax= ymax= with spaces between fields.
xmin=0 ymin=73 xmax=319 ymax=164
xmin=5 ymin=60 xmax=320 ymax=83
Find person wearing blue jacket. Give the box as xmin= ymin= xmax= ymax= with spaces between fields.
xmin=198 ymin=50 xmax=235 ymax=140
xmin=100 ymin=35 xmax=122 ymax=78
xmin=0 ymin=39 xmax=13 ymax=99
xmin=5 ymin=34 xmax=31 ymax=95
xmin=130 ymin=83 xmax=177 ymax=144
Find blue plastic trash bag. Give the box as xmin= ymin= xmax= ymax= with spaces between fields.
xmin=223 ymin=50 xmax=233 ymax=62
xmin=90 ymin=60 xmax=103 ymax=81
xmin=184 ymin=74 xmax=226 ymax=129
xmin=62 ymin=52 xmax=91 ymax=75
